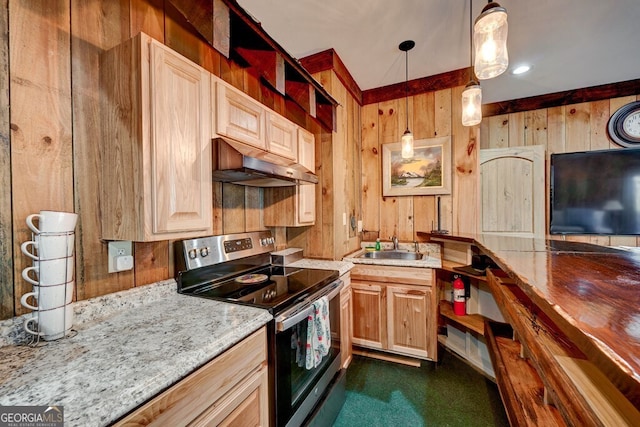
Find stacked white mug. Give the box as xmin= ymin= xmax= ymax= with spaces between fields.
xmin=20 ymin=210 xmax=78 ymax=341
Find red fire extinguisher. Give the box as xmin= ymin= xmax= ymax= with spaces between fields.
xmin=452 ymin=275 xmax=466 ymax=316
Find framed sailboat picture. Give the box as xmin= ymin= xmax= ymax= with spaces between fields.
xmin=382 ymin=136 xmax=451 ymax=196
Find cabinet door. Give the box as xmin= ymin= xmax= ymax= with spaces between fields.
xmin=297 ymin=183 xmax=315 ymax=225
xmin=267 ymin=112 xmax=297 ymax=161
xmin=386 ymin=285 xmax=432 ymax=359
xmin=297 ymin=128 xmax=315 ymax=172
xmin=351 ymin=281 xmax=385 ymax=349
xmin=479 ymin=145 xmax=545 ymax=238
xmin=149 ymin=40 xmax=212 ymax=234
xmin=189 ymin=365 xmax=269 ymax=427
xmin=215 ymin=81 xmax=266 ymax=149
xmin=340 ymin=274 xmax=353 ymax=369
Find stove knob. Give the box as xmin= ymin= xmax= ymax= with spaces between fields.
xmin=188 ymin=249 xmax=197 ymax=259
xmin=200 ymin=247 xmax=209 ymax=257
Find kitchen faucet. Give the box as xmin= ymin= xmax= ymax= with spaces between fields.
xmin=391 ymin=235 xmax=399 ymax=251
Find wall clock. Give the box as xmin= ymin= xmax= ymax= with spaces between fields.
xmin=607 ymin=101 xmax=640 ymax=147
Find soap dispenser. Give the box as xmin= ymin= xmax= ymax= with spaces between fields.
xmin=375 ymin=238 xmax=381 ymax=251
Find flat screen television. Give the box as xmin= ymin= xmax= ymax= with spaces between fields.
xmin=550 ymin=148 xmax=640 ymax=235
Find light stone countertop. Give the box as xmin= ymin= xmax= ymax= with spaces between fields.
xmin=287 ymin=258 xmax=354 ymax=276
xmin=0 ymin=280 xmax=272 ymax=427
xmin=342 ymin=242 xmax=442 ymax=268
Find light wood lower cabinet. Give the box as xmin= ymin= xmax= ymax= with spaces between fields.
xmin=351 ymin=281 xmax=385 ymax=350
xmin=113 ymin=327 xmax=268 ymax=427
xmin=351 ymin=265 xmax=436 ymax=361
xmin=339 ymin=272 xmax=353 ymax=369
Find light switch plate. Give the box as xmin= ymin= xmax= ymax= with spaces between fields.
xmin=108 ymin=241 xmax=133 ymax=273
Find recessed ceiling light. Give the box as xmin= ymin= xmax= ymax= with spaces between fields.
xmin=511 ymin=65 xmax=531 ymax=75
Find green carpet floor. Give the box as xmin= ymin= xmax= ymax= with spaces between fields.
xmin=332 ymin=353 xmax=509 ymax=427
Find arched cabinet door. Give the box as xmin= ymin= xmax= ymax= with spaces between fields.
xmin=479 ymin=145 xmax=545 ymax=238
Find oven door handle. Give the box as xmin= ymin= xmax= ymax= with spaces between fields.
xmin=275 ymin=279 xmax=343 ymax=332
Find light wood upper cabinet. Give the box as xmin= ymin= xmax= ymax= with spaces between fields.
xmin=215 ymin=80 xmax=267 ymax=150
xmin=100 ymin=32 xmax=212 ymax=241
xmin=267 ymin=112 xmax=298 ymax=161
xmin=297 ymin=128 xmax=315 ymax=172
xmin=262 ymin=128 xmax=317 ymax=227
xmin=263 ymin=184 xmax=315 ymax=227
xmin=297 ymin=184 xmax=316 ymax=225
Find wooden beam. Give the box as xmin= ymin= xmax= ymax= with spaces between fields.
xmin=223 ymin=0 xmax=337 ymax=120
xmin=166 ymin=0 xmax=213 ymax=44
xmin=167 ymin=0 xmax=336 ymax=131
xmin=483 ymin=78 xmax=640 ymax=117
xmin=363 ymin=68 xmax=470 ymax=105
xmin=235 ymin=47 xmax=285 ymax=94
xmin=285 ymin=80 xmax=311 ymax=116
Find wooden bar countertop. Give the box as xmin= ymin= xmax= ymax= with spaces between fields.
xmin=421 ymin=232 xmax=640 ymax=408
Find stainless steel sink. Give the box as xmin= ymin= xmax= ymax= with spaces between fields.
xmin=360 ymin=251 xmax=423 ymax=260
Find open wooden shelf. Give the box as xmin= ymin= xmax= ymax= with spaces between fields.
xmin=485 ymin=321 xmax=567 ymax=427
xmin=439 ymin=300 xmax=486 ymax=336
xmin=440 ymin=259 xmax=487 ymax=281
xmin=486 ymin=270 xmax=640 ymax=426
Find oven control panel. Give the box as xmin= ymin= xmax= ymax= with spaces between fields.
xmin=177 ymin=231 xmax=276 ymax=271
xmin=224 ymin=237 xmax=253 ymax=253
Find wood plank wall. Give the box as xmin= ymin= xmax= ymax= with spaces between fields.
xmin=480 ymin=95 xmax=640 ymax=248
xmin=0 ymin=0 xmax=326 ymax=320
xmin=361 ymin=87 xmax=479 ymax=243
xmin=287 ymin=69 xmax=362 ymax=260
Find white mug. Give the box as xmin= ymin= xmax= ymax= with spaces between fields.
xmin=23 ymin=304 xmax=73 ymax=341
xmin=22 ymin=257 xmax=74 ymax=286
xmin=21 ymin=233 xmax=75 ymax=261
xmin=20 ymin=281 xmax=74 ymax=311
xmin=26 ymin=210 xmax=78 ymax=234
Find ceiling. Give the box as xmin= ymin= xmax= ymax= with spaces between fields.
xmin=236 ymin=0 xmax=640 ymax=104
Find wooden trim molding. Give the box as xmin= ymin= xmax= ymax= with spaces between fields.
xmin=309 ymin=53 xmax=639 ymax=117
xmin=300 ymin=49 xmax=363 ymax=105
xmin=483 ymin=78 xmax=640 ymax=117
xmin=362 ymin=68 xmax=471 ymax=105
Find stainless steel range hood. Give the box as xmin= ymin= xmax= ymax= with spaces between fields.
xmin=212 ymin=137 xmax=318 ymax=187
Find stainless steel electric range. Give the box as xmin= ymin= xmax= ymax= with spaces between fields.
xmin=175 ymin=231 xmax=346 ymax=427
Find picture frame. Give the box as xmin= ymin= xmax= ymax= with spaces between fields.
xmin=382 ymin=136 xmax=451 ymax=196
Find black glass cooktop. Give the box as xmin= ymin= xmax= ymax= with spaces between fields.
xmin=182 ymin=265 xmax=338 ymax=314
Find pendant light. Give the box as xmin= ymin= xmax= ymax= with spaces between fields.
xmin=474 ymin=1 xmax=508 ymax=80
xmin=399 ymin=40 xmax=415 ymax=159
xmin=462 ymin=0 xmax=482 ymax=126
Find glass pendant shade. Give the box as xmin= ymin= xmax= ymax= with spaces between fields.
xmin=401 ymin=129 xmax=414 ymax=159
xmin=461 ymin=81 xmax=482 ymax=126
xmin=399 ymin=40 xmax=415 ymax=159
xmin=474 ymin=2 xmax=508 ymax=80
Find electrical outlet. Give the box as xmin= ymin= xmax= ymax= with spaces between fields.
xmin=108 ymin=241 xmax=133 ymax=273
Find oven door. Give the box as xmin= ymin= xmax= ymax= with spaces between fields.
xmin=274 ymin=279 xmax=343 ymax=427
